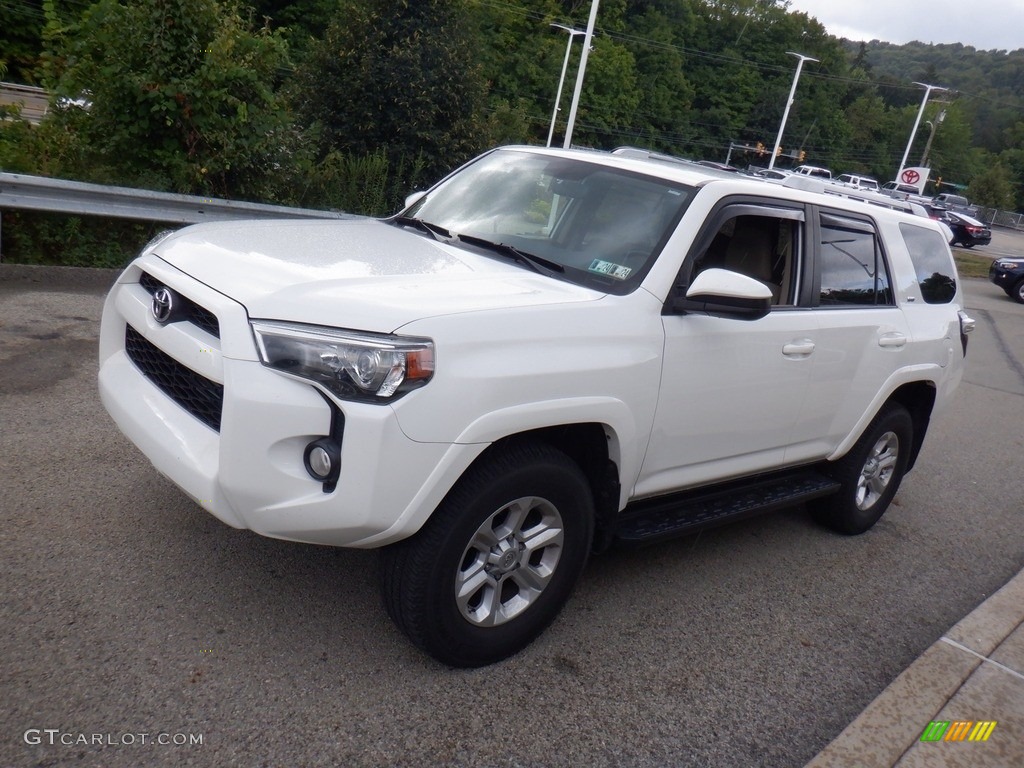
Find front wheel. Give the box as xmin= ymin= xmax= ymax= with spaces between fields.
xmin=1011 ymin=278 xmax=1024 ymax=305
xmin=380 ymin=441 xmax=594 ymax=667
xmin=811 ymin=404 xmax=913 ymax=535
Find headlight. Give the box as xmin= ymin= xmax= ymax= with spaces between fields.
xmin=994 ymin=260 xmax=1021 ymax=271
xmin=251 ymin=321 xmax=434 ymax=402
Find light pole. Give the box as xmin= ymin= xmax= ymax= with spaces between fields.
xmin=546 ymin=24 xmax=586 ymax=148
xmin=562 ymin=0 xmax=600 ymax=149
xmin=768 ymin=52 xmax=817 ymax=170
xmin=898 ymin=82 xmax=947 ymax=177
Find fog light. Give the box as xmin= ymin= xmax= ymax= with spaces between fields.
xmin=309 ymin=446 xmax=332 ymax=478
xmin=304 ymin=438 xmax=341 ymax=489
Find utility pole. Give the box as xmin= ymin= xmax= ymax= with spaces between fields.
xmin=920 ymin=109 xmax=946 ymax=168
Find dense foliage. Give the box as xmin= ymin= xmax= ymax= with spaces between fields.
xmin=1 ymin=0 xmax=1022 ymax=266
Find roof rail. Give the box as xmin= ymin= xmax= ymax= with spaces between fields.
xmin=782 ymin=174 xmax=923 ymax=215
xmin=610 ymin=146 xmax=700 ymax=169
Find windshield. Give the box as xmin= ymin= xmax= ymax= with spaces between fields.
xmin=403 ymin=148 xmax=695 ymax=293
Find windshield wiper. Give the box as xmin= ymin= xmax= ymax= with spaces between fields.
xmin=392 ymin=215 xmax=452 ymax=242
xmin=456 ymin=234 xmax=565 ymax=276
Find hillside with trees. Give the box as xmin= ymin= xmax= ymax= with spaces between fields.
xmin=1 ymin=0 xmax=1021 ymax=266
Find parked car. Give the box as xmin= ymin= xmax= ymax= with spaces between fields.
xmin=881 ymin=182 xmax=919 ymax=198
xmin=836 ymin=174 xmax=880 ymax=192
xmin=989 ymin=257 xmax=1024 ymax=303
xmin=793 ymin=164 xmax=832 ymax=179
xmin=932 ymin=193 xmax=973 ymax=213
xmin=881 ymin=181 xmax=932 ymax=207
xmin=752 ymin=168 xmax=791 ymax=180
xmin=98 ymin=145 xmax=973 ymax=667
xmin=937 ymin=210 xmax=992 ymax=248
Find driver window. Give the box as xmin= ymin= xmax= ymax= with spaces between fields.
xmin=692 ymin=213 xmax=799 ymax=306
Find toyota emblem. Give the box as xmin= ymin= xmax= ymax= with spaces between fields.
xmin=152 ymin=287 xmax=175 ymax=324
xmin=901 ymin=169 xmax=921 ymax=185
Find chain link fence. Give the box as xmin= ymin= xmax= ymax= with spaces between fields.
xmin=974 ymin=207 xmax=1024 ymax=231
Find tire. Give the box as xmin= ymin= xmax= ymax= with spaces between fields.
xmin=810 ymin=404 xmax=913 ymax=535
xmin=380 ymin=440 xmax=594 ymax=667
xmin=1011 ymin=278 xmax=1024 ymax=305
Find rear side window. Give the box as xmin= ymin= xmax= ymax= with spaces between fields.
xmin=818 ymin=214 xmax=892 ymax=306
xmin=900 ymin=222 xmax=957 ymax=304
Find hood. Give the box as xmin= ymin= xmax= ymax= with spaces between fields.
xmin=154 ymin=218 xmax=601 ymax=332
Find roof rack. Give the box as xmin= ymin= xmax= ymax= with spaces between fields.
xmin=781 ymin=174 xmax=926 ymax=216
xmin=610 ymin=146 xmax=702 ymax=169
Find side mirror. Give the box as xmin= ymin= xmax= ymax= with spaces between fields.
xmin=671 ymin=268 xmax=772 ymax=320
xmin=404 ymin=191 xmax=427 ymax=210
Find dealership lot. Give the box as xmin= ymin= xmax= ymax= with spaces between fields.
xmin=1 ymin=265 xmax=1022 ymax=768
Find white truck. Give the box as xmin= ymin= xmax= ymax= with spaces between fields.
xmin=99 ymin=146 xmax=973 ymax=667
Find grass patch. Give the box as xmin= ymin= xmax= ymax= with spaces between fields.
xmin=953 ymin=249 xmax=994 ymax=278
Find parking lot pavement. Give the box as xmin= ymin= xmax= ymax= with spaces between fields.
xmin=1 ymin=265 xmax=1022 ymax=768
xmin=806 ymin=277 xmax=1024 ymax=767
xmin=981 ymin=226 xmax=1024 ymax=260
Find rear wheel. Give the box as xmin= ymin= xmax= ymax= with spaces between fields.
xmin=380 ymin=441 xmax=594 ymax=667
xmin=811 ymin=404 xmax=912 ymax=535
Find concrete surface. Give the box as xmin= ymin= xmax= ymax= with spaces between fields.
xmin=806 ymin=571 xmax=1024 ymax=768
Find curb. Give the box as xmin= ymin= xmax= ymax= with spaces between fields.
xmin=806 ymin=567 xmax=1024 ymax=767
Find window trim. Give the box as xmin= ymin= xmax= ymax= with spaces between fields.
xmin=667 ymin=196 xmax=809 ymax=315
xmin=813 ymin=207 xmax=895 ymax=309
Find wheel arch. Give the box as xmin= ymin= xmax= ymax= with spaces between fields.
xmin=480 ymin=424 xmax=622 ymax=551
xmin=885 ymin=381 xmax=937 ymax=472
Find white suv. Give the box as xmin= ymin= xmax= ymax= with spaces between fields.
xmin=99 ymin=146 xmax=973 ymax=667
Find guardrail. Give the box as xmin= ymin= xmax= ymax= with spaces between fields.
xmin=0 ymin=171 xmax=354 ymax=260
xmin=0 ymin=171 xmax=350 ymax=224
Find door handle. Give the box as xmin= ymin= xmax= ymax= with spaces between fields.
xmin=782 ymin=339 xmax=815 ymax=356
xmin=878 ymin=332 xmax=907 ymax=348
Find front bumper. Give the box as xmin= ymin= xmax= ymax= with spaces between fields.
xmin=98 ymin=256 xmax=478 ymax=548
xmin=989 ymin=265 xmax=1024 ymax=290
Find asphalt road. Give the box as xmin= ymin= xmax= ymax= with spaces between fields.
xmin=980 ymin=225 xmax=1024 ymax=260
xmin=1 ymin=264 xmax=1022 ymax=768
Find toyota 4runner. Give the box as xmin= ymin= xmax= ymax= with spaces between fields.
xmin=99 ymin=146 xmax=974 ymax=667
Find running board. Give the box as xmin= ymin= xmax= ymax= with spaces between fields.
xmin=614 ymin=470 xmax=840 ymax=545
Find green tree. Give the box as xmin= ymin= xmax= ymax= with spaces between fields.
xmin=968 ymin=161 xmax=1016 ymax=209
xmin=297 ymin=0 xmax=490 ymax=196
xmin=43 ymin=0 xmax=294 ymax=199
xmin=0 ymin=0 xmax=44 ymax=83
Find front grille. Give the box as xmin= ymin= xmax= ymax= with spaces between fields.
xmin=125 ymin=325 xmax=223 ymax=431
xmin=139 ymin=271 xmax=221 ymax=339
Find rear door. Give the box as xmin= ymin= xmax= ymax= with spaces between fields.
xmin=784 ymin=208 xmax=911 ymax=464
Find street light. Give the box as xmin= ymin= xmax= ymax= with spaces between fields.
xmin=898 ymin=82 xmax=947 ymax=177
xmin=546 ymin=24 xmax=587 ymax=148
xmin=770 ymin=52 xmax=815 ymax=169
xmin=562 ymin=0 xmax=601 ymax=149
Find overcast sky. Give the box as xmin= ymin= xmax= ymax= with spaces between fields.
xmin=784 ymin=0 xmax=1024 ymax=52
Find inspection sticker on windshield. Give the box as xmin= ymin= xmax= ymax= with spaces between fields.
xmin=589 ymin=260 xmax=632 ymax=280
